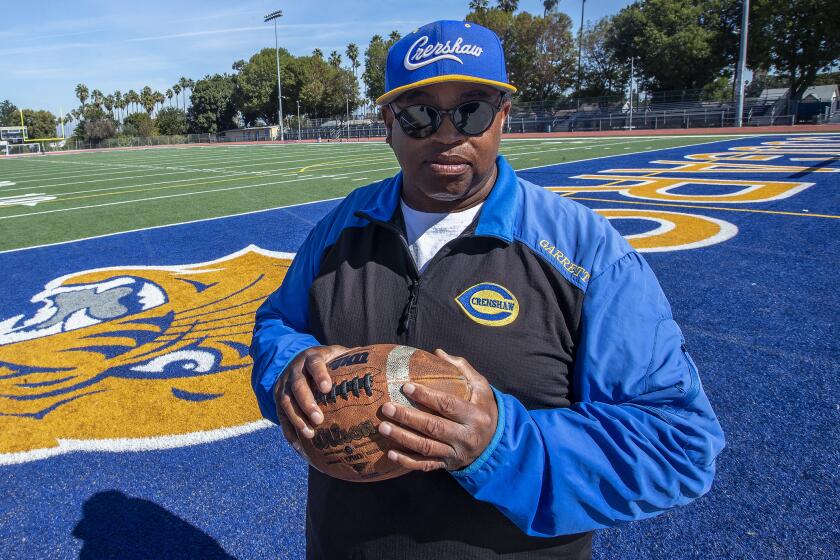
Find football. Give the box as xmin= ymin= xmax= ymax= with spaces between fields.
xmin=295 ymin=344 xmax=473 ymax=482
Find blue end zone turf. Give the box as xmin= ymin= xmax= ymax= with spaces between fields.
xmin=1 ymin=134 xmax=837 ymax=559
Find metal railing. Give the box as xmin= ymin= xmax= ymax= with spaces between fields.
xmin=24 ymin=88 xmax=836 ymax=152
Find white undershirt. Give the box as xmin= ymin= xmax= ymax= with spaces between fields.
xmin=400 ymin=199 xmax=483 ymax=273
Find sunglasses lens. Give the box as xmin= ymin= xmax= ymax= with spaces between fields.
xmin=399 ymin=105 xmax=439 ymax=138
xmin=454 ymin=101 xmax=496 ymax=135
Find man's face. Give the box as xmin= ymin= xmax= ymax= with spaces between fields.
xmin=383 ymin=81 xmax=511 ymax=211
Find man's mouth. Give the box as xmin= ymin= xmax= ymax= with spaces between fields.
xmin=427 ymin=155 xmax=471 ymax=175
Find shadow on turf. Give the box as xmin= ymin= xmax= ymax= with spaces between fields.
xmin=73 ymin=490 xmax=236 ymax=559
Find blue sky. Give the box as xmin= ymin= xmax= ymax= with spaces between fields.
xmin=1 ymin=1 xmax=632 ymax=118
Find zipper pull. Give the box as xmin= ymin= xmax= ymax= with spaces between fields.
xmin=399 ymin=280 xmax=419 ymax=334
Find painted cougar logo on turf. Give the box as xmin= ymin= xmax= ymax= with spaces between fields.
xmin=0 ymin=246 xmax=292 ymax=463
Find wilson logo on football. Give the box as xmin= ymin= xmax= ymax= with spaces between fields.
xmin=455 ymin=282 xmax=519 ymax=327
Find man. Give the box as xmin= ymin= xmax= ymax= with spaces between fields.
xmin=251 ymin=20 xmax=724 ymax=560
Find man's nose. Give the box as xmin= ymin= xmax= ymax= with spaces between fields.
xmin=432 ymin=112 xmax=466 ymax=144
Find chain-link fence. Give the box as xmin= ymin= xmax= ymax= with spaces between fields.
xmin=19 ymin=88 xmax=838 ymax=154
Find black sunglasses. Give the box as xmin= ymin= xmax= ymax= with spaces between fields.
xmin=389 ymin=93 xmax=506 ymax=139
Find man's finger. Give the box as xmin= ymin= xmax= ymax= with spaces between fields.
xmin=304 ymin=352 xmax=333 ymax=394
xmin=401 ymin=381 xmax=471 ymax=423
xmin=279 ymin=390 xmax=315 ymax=439
xmin=381 ymin=400 xmax=461 ymax=440
xmin=290 ymin=374 xmax=325 ymax=426
xmin=385 ymin=448 xmax=447 ymax=472
xmin=378 ymin=420 xmax=456 ymax=459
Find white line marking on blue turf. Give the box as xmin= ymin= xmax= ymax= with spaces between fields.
xmin=0 ymin=197 xmax=344 ymax=255
xmin=0 ymin=419 xmax=276 ymax=466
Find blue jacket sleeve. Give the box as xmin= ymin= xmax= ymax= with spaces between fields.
xmin=452 ymin=251 xmax=725 ymax=536
xmin=249 ymin=227 xmax=325 ymax=424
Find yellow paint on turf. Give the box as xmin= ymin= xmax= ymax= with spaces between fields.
xmin=566 ymin=196 xmax=839 ymax=219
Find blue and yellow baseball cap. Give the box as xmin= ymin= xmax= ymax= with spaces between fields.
xmin=376 ymin=20 xmax=517 ymax=106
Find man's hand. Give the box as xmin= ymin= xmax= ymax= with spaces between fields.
xmin=273 ymin=345 xmax=348 ymax=454
xmin=378 ymin=349 xmax=498 ymax=472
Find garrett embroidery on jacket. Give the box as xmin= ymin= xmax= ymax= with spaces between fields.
xmin=538 ymin=239 xmax=591 ymax=283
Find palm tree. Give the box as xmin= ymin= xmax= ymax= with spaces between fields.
xmin=75 ymin=83 xmax=89 ymax=108
xmin=91 ymin=89 xmax=104 ymax=110
xmin=186 ymin=79 xmax=194 ymax=111
xmin=328 ymin=51 xmax=342 ymax=67
xmin=104 ymin=95 xmax=114 ymax=118
xmin=141 ymin=86 xmax=155 ymax=114
xmin=114 ymin=90 xmax=122 ymax=121
xmin=543 ymin=0 xmax=558 ymax=16
xmin=346 ymin=43 xmax=360 ymax=78
xmin=498 ymin=0 xmax=519 ymax=12
xmin=172 ymin=84 xmax=182 ymax=109
xmin=388 ymin=30 xmax=401 ymax=43
xmin=166 ymin=88 xmax=173 ymax=107
xmin=127 ymin=90 xmax=138 ymax=114
xmin=312 ymin=48 xmax=324 ymax=59
xmin=178 ymin=77 xmax=191 ymax=111
xmin=154 ymin=91 xmax=165 ymax=115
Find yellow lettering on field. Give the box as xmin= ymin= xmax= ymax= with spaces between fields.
xmin=595 ymin=209 xmax=738 ymax=252
xmin=602 ymin=160 xmax=838 ymax=174
xmin=685 ymin=152 xmax=782 ymax=162
xmin=549 ymin=175 xmax=813 ymax=203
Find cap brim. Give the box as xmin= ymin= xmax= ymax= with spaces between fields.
xmin=376 ymin=74 xmax=517 ymax=106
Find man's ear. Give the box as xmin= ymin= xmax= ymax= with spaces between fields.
xmin=381 ymin=106 xmax=393 ymax=144
xmin=499 ymin=98 xmax=511 ymax=133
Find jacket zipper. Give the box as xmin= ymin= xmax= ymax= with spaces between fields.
xmin=355 ymin=211 xmax=421 ymax=335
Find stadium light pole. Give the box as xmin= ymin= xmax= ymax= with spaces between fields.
xmin=577 ymin=0 xmax=586 ymax=96
xmin=734 ymin=0 xmax=750 ymax=127
xmin=346 ymin=96 xmax=351 ymax=139
xmin=297 ymin=100 xmax=301 ymax=141
xmin=264 ymin=9 xmax=285 ymax=141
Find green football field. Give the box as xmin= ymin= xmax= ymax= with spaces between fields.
xmin=0 ymin=135 xmax=743 ymax=252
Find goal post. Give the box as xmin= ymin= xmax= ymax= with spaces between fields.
xmin=2 ymin=142 xmax=42 ymax=157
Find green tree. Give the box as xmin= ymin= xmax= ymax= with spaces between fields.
xmin=346 ymin=43 xmax=360 ymax=78
xmin=91 ymin=89 xmax=104 ymax=109
xmin=607 ymin=0 xmax=740 ymax=92
xmin=233 ymin=47 xmax=293 ymax=125
xmin=73 ymin=105 xmax=117 ymax=142
xmin=814 ymin=71 xmax=840 ymax=86
xmin=0 ymin=100 xmax=19 ymax=126
xmin=172 ymin=84 xmax=182 ymax=110
xmin=188 ymin=74 xmax=237 ymax=134
xmin=749 ymin=0 xmax=840 ymax=100
xmin=75 ymin=83 xmax=89 ymax=108
xmin=154 ymin=107 xmax=187 ymax=135
xmin=122 ymin=111 xmax=158 ymax=137
xmin=700 ymin=75 xmax=733 ymax=101
xmin=468 ymin=6 xmax=575 ymax=100
xmin=284 ymin=53 xmax=361 ymax=118
xmin=140 ymin=86 xmax=155 ymax=114
xmin=21 ymin=109 xmax=58 ymax=138
xmin=498 ymin=0 xmax=519 ymax=13
xmin=329 ymin=51 xmax=342 ymax=68
xmin=580 ymin=16 xmax=629 ymax=97
xmin=362 ymin=33 xmax=400 ymax=103
xmin=178 ymin=77 xmax=191 ymax=111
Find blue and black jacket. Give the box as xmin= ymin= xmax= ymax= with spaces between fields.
xmin=251 ymin=156 xmax=725 ymax=559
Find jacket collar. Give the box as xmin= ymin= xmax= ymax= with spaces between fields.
xmin=357 ymin=154 xmax=518 ymax=243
